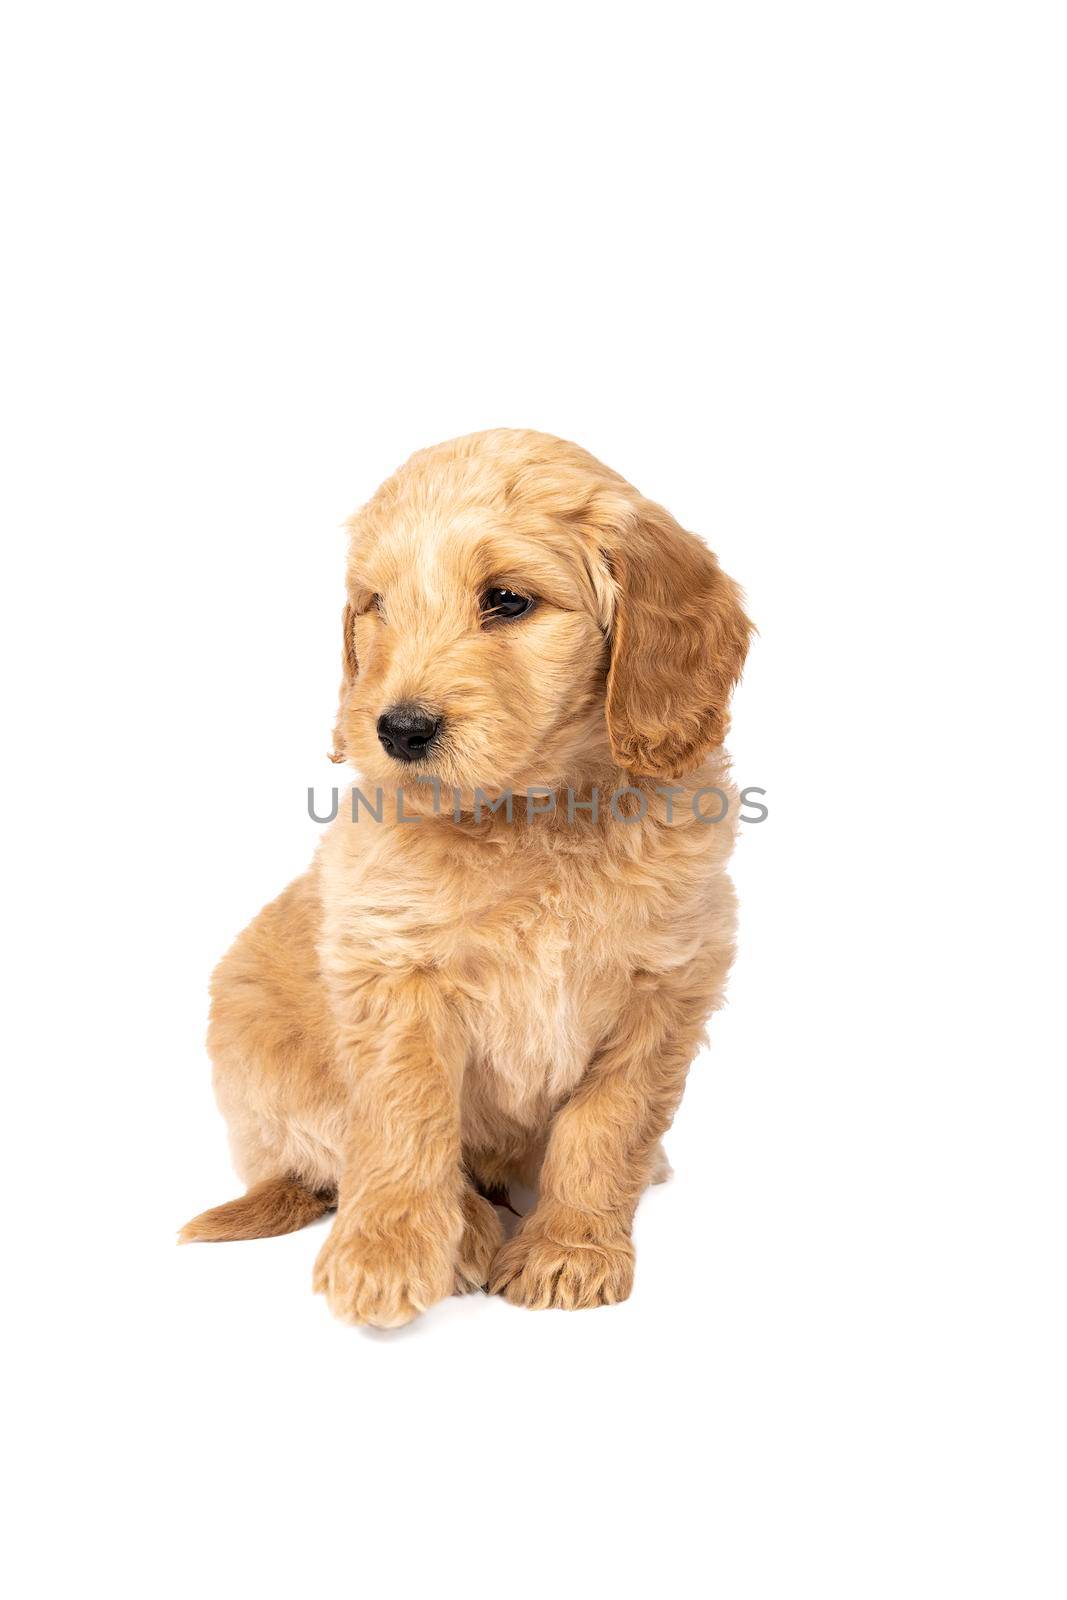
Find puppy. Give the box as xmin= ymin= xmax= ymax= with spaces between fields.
xmin=181 ymin=429 xmax=752 ymax=1326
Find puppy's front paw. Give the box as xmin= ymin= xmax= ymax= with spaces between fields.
xmin=454 ymin=1187 xmax=504 ymax=1294
xmin=313 ymin=1218 xmax=455 ymax=1329
xmin=488 ymin=1209 xmax=635 ymax=1310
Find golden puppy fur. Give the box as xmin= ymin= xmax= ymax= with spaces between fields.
xmin=181 ymin=429 xmax=752 ymax=1326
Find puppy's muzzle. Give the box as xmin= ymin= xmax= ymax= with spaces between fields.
xmin=376 ymin=704 xmax=442 ymax=763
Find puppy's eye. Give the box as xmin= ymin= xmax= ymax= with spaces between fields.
xmin=482 ymin=587 xmax=535 ymax=622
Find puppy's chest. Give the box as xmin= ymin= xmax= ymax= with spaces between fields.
xmin=328 ymin=819 xmax=696 ymax=1117
xmin=468 ymin=904 xmax=594 ymax=1106
xmin=454 ymin=853 xmax=644 ymax=1116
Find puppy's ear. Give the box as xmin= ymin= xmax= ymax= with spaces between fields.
xmin=603 ymin=501 xmax=752 ymax=779
xmin=328 ymin=601 xmax=358 ymax=764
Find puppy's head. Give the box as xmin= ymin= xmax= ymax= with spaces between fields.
xmin=332 ymin=431 xmax=751 ymax=799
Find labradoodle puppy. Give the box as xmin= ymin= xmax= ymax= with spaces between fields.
xmin=181 ymin=429 xmax=752 ymax=1326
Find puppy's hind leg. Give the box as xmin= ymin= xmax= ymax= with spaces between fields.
xmin=453 ymin=1183 xmax=505 ymax=1293
xmin=186 ymin=870 xmax=347 ymax=1245
xmin=179 ymin=1175 xmax=336 ymax=1243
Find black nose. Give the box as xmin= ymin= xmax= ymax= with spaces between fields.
xmin=376 ymin=705 xmax=442 ymax=762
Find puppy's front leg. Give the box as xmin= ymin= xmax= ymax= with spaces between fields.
xmin=313 ymin=973 xmax=468 ymax=1328
xmin=489 ymin=968 xmax=714 ymax=1310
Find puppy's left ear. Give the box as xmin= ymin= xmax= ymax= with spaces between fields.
xmin=328 ymin=601 xmax=358 ymax=764
xmin=603 ymin=500 xmax=752 ymax=779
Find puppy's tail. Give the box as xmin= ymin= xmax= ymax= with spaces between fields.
xmin=178 ymin=1175 xmax=335 ymax=1243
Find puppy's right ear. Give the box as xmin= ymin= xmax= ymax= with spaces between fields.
xmin=328 ymin=601 xmax=358 ymax=764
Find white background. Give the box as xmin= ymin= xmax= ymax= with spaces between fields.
xmin=3 ymin=4 xmax=1064 ymax=1596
